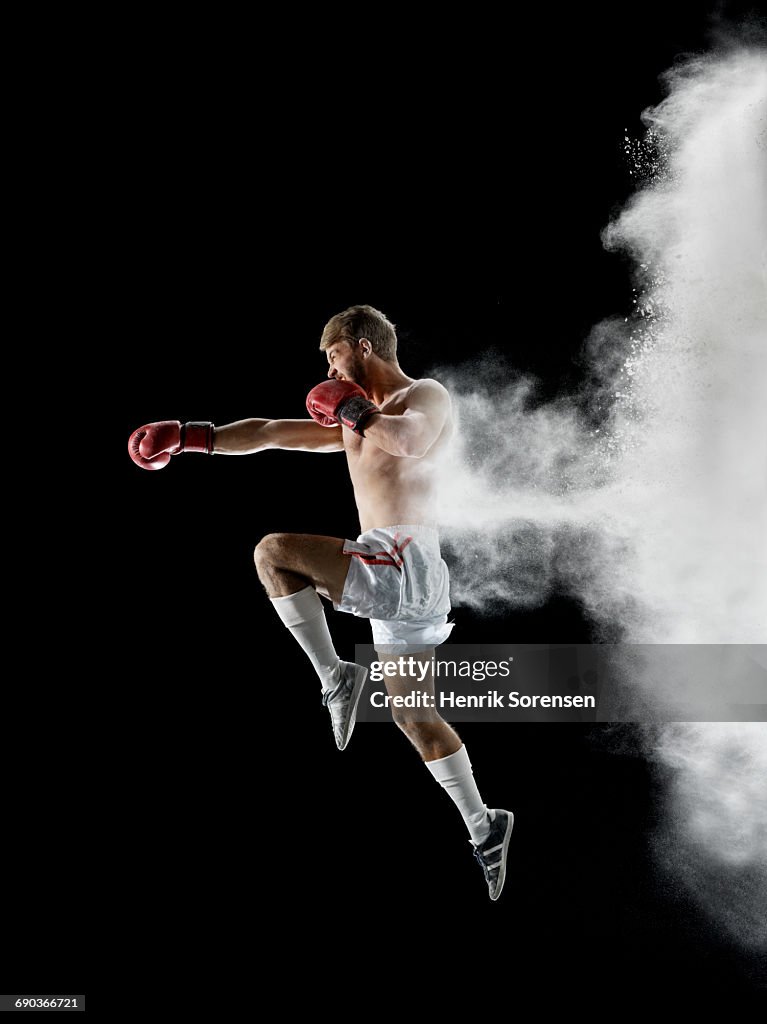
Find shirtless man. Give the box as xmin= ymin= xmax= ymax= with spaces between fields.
xmin=128 ymin=305 xmax=514 ymax=900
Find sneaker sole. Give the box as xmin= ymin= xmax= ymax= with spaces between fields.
xmin=338 ymin=663 xmax=368 ymax=750
xmin=491 ymin=811 xmax=515 ymax=901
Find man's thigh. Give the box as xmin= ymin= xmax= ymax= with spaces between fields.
xmin=375 ymin=648 xmax=440 ymax=722
xmin=264 ymin=533 xmax=352 ymax=603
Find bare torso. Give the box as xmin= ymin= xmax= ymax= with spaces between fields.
xmin=344 ymin=379 xmax=453 ymax=532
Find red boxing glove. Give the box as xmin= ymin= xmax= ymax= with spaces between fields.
xmin=128 ymin=420 xmax=214 ymax=470
xmin=306 ymin=380 xmax=379 ymax=435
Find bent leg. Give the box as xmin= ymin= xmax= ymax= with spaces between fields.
xmin=255 ymin=533 xmax=365 ymax=750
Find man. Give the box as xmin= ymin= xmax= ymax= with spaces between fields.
xmin=128 ymin=304 xmax=513 ymax=900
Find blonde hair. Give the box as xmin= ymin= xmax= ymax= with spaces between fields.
xmin=320 ymin=305 xmax=397 ymax=362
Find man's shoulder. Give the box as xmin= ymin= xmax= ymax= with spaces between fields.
xmin=405 ymin=378 xmax=451 ymax=402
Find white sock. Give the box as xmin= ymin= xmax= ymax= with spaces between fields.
xmin=270 ymin=586 xmax=341 ymax=692
xmin=425 ymin=744 xmax=491 ymax=845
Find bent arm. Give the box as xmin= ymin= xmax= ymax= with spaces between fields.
xmin=214 ymin=418 xmax=344 ymax=454
xmin=363 ymin=381 xmax=450 ymax=459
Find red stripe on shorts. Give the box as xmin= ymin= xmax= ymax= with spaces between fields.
xmin=349 ymin=552 xmax=400 ymax=569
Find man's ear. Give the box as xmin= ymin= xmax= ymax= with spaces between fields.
xmin=359 ymin=337 xmax=372 ymax=357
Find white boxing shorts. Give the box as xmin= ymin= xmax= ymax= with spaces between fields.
xmin=334 ymin=524 xmax=454 ymax=651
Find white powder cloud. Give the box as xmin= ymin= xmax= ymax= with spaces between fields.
xmin=434 ymin=44 xmax=767 ymax=950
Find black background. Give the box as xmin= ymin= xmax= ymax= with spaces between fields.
xmin=7 ymin=1 xmax=767 ymax=1007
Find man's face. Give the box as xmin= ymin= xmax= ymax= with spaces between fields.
xmin=326 ymin=340 xmax=366 ymax=385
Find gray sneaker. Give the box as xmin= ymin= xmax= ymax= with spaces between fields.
xmin=472 ymin=809 xmax=514 ymax=901
xmin=321 ymin=661 xmax=368 ymax=750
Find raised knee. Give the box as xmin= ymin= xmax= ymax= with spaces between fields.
xmin=254 ymin=532 xmax=288 ymax=568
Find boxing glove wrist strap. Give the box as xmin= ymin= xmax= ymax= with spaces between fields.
xmin=336 ymin=396 xmax=379 ymax=436
xmin=181 ymin=421 xmax=215 ymax=454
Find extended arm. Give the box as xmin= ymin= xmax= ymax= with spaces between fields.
xmin=363 ymin=381 xmax=450 ymax=458
xmin=128 ymin=416 xmax=343 ymax=469
xmin=213 ymin=418 xmax=344 ymax=454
